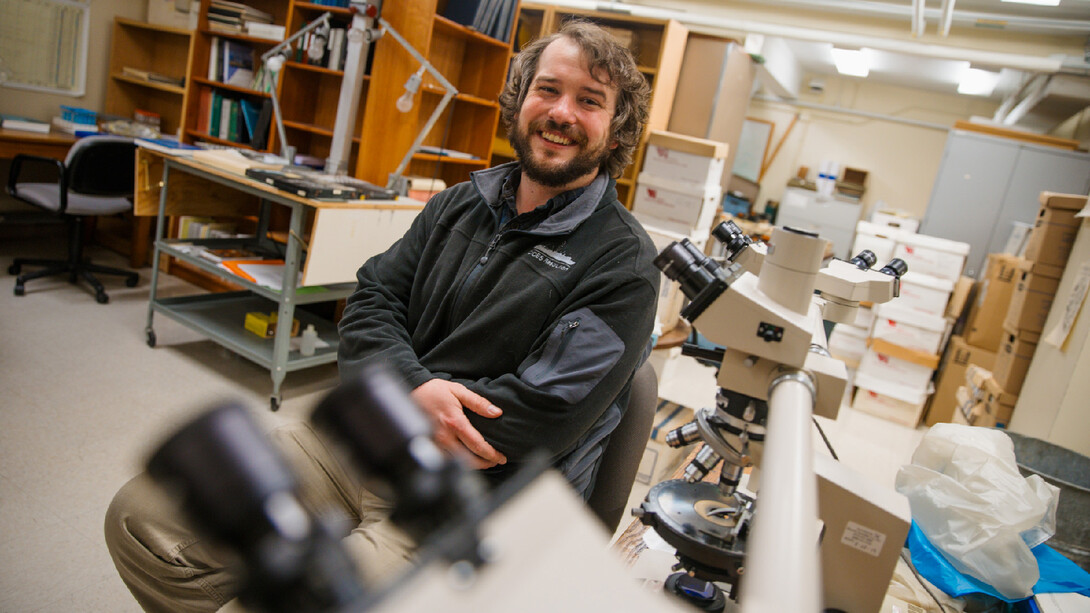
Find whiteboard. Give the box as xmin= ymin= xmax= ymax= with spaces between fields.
xmin=734 ymin=118 xmax=773 ymax=183
xmin=0 ymin=0 xmax=89 ymax=95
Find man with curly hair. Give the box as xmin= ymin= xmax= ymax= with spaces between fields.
xmin=105 ymin=19 xmax=658 ymax=612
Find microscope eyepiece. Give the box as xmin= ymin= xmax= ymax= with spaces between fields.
xmin=654 ymin=239 xmax=721 ymax=300
xmin=848 ymin=249 xmax=877 ymax=270
xmin=710 ymin=220 xmax=752 ymax=258
xmin=879 ymin=258 xmax=908 ymax=278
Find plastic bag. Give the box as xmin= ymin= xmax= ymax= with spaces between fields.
xmin=895 ymin=423 xmax=1059 ymax=600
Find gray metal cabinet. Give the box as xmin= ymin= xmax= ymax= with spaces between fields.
xmin=920 ymin=130 xmax=1090 ymax=278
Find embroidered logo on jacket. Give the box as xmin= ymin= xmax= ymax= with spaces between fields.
xmin=529 ymin=244 xmax=575 ymax=271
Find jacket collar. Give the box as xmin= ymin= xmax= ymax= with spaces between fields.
xmin=470 ymin=162 xmax=616 ymax=236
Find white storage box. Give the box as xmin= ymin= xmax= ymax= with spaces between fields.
xmin=851 ymin=220 xmax=904 ymax=265
xmin=870 ymin=209 xmax=920 ymax=234
xmin=895 ymin=271 xmax=955 ymax=317
xmin=852 ymin=373 xmax=933 ymax=427
xmin=892 ymin=233 xmax=970 ymax=282
xmin=641 ymin=130 xmax=728 ymax=187
xmin=858 ymin=346 xmax=935 ymax=392
xmin=633 ymin=173 xmax=721 ymax=236
xmin=870 ymin=302 xmax=949 ymax=354
xmin=828 ymin=323 xmax=867 ymax=366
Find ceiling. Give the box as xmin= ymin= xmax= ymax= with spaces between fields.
xmin=705 ymin=0 xmax=1090 ymax=133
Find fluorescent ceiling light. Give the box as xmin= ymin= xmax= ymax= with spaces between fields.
xmin=1000 ymin=0 xmax=1060 ymax=5
xmin=831 ymin=48 xmax=870 ymax=77
xmin=958 ymin=68 xmax=1000 ymax=95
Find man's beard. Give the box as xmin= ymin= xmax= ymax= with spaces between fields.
xmin=509 ymin=119 xmax=611 ymax=188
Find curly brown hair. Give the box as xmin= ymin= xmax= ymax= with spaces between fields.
xmin=498 ymin=20 xmax=651 ymax=179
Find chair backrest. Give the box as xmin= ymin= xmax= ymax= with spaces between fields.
xmin=587 ymin=359 xmax=659 ymax=533
xmin=64 ymin=135 xmax=136 ymax=197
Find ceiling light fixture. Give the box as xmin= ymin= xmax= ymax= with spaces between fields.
xmin=958 ymin=68 xmax=1000 ymax=95
xmin=1000 ymin=0 xmax=1060 ymax=5
xmin=831 ymin=47 xmax=870 ymax=77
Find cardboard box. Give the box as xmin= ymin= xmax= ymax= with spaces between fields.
xmin=991 ymin=326 xmax=1040 ymax=395
xmin=957 ymin=365 xmax=1017 ymax=427
xmin=925 ymin=335 xmax=997 ymax=426
xmin=641 ymin=131 xmax=728 ymax=187
xmin=1022 ymin=192 xmax=1087 ymax=268
xmin=871 ymin=302 xmax=950 ymax=354
xmin=853 ymin=372 xmax=933 ymax=427
xmin=892 ymin=233 xmax=970 ymax=282
xmin=632 ymin=173 xmax=722 ymax=236
xmin=636 ymin=401 xmax=695 ymax=485
xmin=964 ymin=253 xmax=1020 ymax=351
xmin=945 ymin=275 xmax=974 ymax=321
xmin=147 ymin=0 xmax=198 ymax=30
xmin=895 ymin=272 xmax=955 ymax=317
xmin=1003 ymin=258 xmax=1063 ymax=334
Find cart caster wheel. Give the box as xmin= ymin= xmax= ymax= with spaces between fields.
xmin=125 ymin=275 xmax=139 ymax=287
xmin=14 ymin=283 xmax=25 ymax=296
xmin=270 ymin=397 xmax=281 ymax=412
xmin=96 ymin=291 xmax=109 ymax=304
xmin=146 ymin=329 xmax=156 ymax=347
xmin=8 ymin=263 xmax=20 ymax=275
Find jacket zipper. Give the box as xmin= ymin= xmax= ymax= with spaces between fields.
xmin=546 ymin=319 xmax=581 ymax=371
xmin=449 ymin=231 xmax=505 ymax=328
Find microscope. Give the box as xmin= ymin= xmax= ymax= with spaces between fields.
xmin=637 ymin=222 xmax=914 ymax=613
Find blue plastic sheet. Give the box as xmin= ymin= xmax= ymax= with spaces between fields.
xmin=906 ymin=521 xmax=1090 ymax=603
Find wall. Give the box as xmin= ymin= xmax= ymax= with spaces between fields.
xmin=747 ymin=76 xmax=999 ymax=220
xmin=0 ymin=0 xmax=145 ymax=122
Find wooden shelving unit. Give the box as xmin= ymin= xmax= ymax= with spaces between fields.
xmin=105 ymin=18 xmax=194 ymax=139
xmin=490 ymin=3 xmax=689 ymax=209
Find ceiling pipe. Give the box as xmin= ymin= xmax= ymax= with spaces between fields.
xmin=541 ymin=0 xmax=1065 ymax=73
xmin=939 ymin=0 xmax=956 ymax=37
xmin=911 ymin=0 xmax=925 ymax=37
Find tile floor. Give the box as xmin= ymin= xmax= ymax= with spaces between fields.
xmin=0 ymin=237 xmax=929 ymax=612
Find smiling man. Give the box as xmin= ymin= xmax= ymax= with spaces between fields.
xmin=105 ymin=20 xmax=658 ymax=613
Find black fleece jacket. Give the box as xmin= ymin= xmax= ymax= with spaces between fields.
xmin=337 ymin=162 xmax=659 ymax=488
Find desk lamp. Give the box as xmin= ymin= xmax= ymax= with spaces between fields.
xmin=260 ymin=1 xmax=459 ymax=195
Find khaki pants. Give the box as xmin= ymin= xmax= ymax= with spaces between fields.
xmin=104 ymin=421 xmax=415 ymax=612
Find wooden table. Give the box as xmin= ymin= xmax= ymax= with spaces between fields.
xmin=0 ymin=127 xmax=76 ymax=160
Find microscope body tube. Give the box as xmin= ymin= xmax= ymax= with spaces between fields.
xmin=757 ymin=227 xmax=827 ymax=315
xmin=739 ymin=374 xmax=822 ymax=613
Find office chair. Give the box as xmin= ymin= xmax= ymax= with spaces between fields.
xmin=587 ymin=360 xmax=659 ymax=534
xmin=7 ymin=135 xmax=139 ymax=303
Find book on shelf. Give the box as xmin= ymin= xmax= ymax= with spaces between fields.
xmin=122 ymin=66 xmax=184 ymax=87
xmin=135 ymin=138 xmax=203 ymax=156
xmin=1 ymin=114 xmax=50 ymax=134
xmin=221 ymin=40 xmax=254 ymax=87
xmin=245 ymin=22 xmax=285 ymax=41
xmin=209 ymin=0 xmax=273 ymax=22
xmin=208 ymin=36 xmax=221 ymax=80
xmin=196 ymin=246 xmax=266 ymax=263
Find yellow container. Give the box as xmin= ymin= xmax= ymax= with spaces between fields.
xmin=244 ymin=312 xmax=299 ymax=338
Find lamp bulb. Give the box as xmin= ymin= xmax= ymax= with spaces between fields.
xmin=266 ymin=55 xmax=285 ymax=73
xmin=396 ymin=92 xmax=414 ymax=113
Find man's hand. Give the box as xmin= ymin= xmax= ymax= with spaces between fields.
xmin=411 ymin=379 xmax=507 ymax=470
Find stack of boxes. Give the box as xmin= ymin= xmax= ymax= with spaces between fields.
xmin=933 ymin=192 xmax=1086 ymax=428
xmin=831 ymin=215 xmax=971 ymax=427
xmin=632 ymin=130 xmax=729 ymax=334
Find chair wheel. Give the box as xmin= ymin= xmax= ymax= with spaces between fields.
xmin=8 ymin=263 xmax=19 ymax=275
xmin=146 ymin=329 xmax=157 ymax=347
xmin=13 ymin=283 xmax=24 ymax=296
xmin=125 ymin=275 xmax=139 ymax=287
xmin=270 ymin=396 xmax=281 ymax=412
xmin=96 ymin=291 xmax=109 ymax=304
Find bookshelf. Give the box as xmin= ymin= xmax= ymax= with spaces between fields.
xmin=105 ymin=18 xmax=194 ymax=138
xmin=490 ymin=3 xmax=689 ymax=209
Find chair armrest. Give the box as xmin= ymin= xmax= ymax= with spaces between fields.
xmin=8 ymin=153 xmax=67 ymax=211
